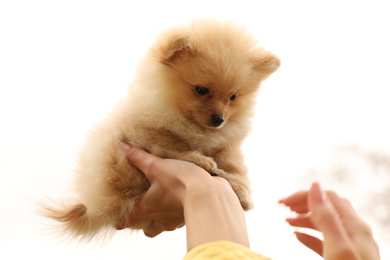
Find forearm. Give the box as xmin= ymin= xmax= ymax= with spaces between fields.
xmin=184 ymin=179 xmax=250 ymax=251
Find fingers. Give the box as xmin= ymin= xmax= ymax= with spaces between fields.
xmin=306 ymin=183 xmax=363 ymax=260
xmin=322 ymin=189 xmax=379 ymax=259
xmin=308 ymin=183 xmax=349 ymax=240
xmin=143 ymin=221 xmax=164 ymax=238
xmin=294 ymin=231 xmax=323 ymax=256
xmin=143 ymin=219 xmax=184 ymax=238
xmin=327 ymin=192 xmax=357 ymax=218
xmin=281 ymin=183 xmax=350 ymax=254
xmin=279 ymin=190 xmax=308 ymax=206
xmin=325 ymin=191 xmax=372 ymax=238
xmin=315 ymin=187 xmax=380 ymax=260
xmin=282 ymin=183 xmax=380 ymax=260
xmin=286 ymin=215 xmax=315 ymax=230
xmin=279 ymin=190 xmax=309 ymax=214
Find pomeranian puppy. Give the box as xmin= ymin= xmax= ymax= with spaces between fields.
xmin=43 ymin=20 xmax=280 ymax=241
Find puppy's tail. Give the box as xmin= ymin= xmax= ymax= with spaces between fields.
xmin=41 ymin=201 xmax=114 ymax=242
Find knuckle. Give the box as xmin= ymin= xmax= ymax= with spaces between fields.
xmin=164 ymin=224 xmax=177 ymax=232
xmin=357 ymin=219 xmax=374 ymax=237
xmin=214 ymin=176 xmax=229 ymax=184
xmin=335 ymin=245 xmax=359 ymax=260
xmin=326 ymin=190 xmax=338 ymax=200
xmin=145 ymin=158 xmax=160 ymax=174
xmin=126 ymin=146 xmax=142 ymax=161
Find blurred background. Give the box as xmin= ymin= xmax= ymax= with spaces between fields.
xmin=1 ymin=0 xmax=389 ymax=259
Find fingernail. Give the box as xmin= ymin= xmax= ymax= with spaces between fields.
xmin=312 ymin=182 xmax=327 ymax=203
xmin=121 ymin=142 xmax=131 ymax=151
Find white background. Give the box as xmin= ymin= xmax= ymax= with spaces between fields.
xmin=1 ymin=0 xmax=389 ymax=259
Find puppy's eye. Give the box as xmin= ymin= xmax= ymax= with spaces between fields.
xmin=195 ymin=86 xmax=209 ymax=96
xmin=229 ymin=94 xmax=238 ymax=102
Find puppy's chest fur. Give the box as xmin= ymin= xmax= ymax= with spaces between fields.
xmin=134 ymin=123 xmax=230 ymax=158
xmin=120 ymin=103 xmax=233 ymax=154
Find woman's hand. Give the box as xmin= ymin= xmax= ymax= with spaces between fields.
xmin=280 ymin=183 xmax=380 ymax=260
xmin=117 ymin=143 xmax=249 ymax=250
xmin=116 ymin=143 xmax=208 ymax=237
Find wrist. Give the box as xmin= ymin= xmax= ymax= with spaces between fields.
xmin=183 ymin=178 xmax=250 ymax=250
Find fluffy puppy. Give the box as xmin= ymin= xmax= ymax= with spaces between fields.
xmin=43 ymin=20 xmax=280 ymax=241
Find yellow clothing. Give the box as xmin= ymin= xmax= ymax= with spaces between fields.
xmin=183 ymin=241 xmax=272 ymax=260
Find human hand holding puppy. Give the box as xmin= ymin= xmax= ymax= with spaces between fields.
xmin=116 ymin=143 xmax=250 ymax=250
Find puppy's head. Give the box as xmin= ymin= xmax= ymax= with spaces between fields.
xmin=151 ymin=20 xmax=280 ymax=130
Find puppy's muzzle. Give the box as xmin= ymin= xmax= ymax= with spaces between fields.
xmin=210 ymin=114 xmax=224 ymax=127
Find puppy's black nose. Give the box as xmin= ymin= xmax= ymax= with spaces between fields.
xmin=210 ymin=114 xmax=224 ymax=127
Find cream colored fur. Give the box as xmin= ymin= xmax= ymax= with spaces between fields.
xmin=43 ymin=20 xmax=280 ymax=242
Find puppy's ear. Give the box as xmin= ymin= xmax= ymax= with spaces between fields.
xmin=160 ymin=36 xmax=194 ymax=65
xmin=251 ymin=49 xmax=281 ymax=79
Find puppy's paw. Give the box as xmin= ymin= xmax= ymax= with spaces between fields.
xmin=217 ymin=173 xmax=254 ymax=211
xmin=173 ymin=151 xmax=219 ymax=175
xmin=193 ymin=155 xmax=219 ymax=174
xmin=208 ymin=167 xmax=228 ymax=177
xmin=238 ymin=194 xmax=254 ymax=211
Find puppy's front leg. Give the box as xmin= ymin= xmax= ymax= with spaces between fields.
xmin=150 ymin=147 xmax=219 ymax=174
xmin=212 ymin=149 xmax=254 ymax=211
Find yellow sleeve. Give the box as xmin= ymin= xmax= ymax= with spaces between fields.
xmin=183 ymin=241 xmax=272 ymax=260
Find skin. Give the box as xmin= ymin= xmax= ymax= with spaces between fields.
xmin=117 ymin=143 xmax=249 ymax=250
xmin=117 ymin=144 xmax=380 ymax=259
xmin=279 ymin=183 xmax=381 ymax=260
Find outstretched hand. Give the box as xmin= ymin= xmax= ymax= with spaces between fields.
xmin=280 ymin=183 xmax=380 ymax=260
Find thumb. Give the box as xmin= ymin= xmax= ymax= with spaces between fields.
xmin=121 ymin=142 xmax=160 ymax=181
